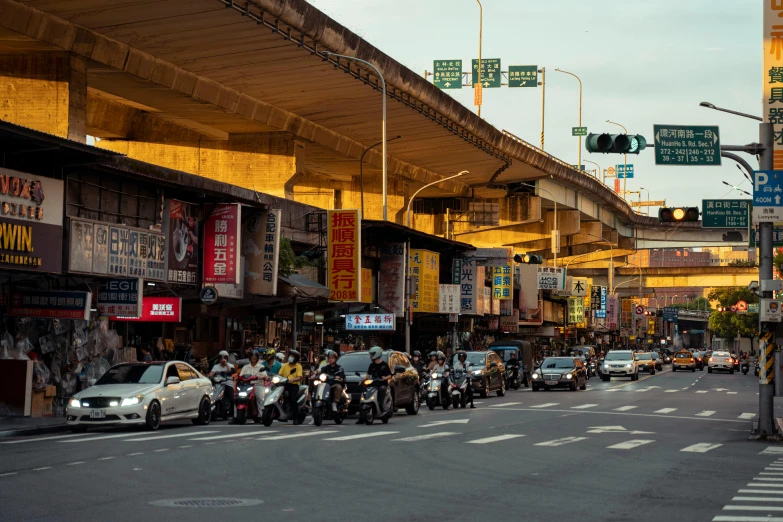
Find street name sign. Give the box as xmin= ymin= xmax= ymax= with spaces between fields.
xmin=630 ymin=200 xmax=666 ymax=207
xmin=753 ymin=170 xmax=783 ymax=222
xmin=433 ymin=60 xmax=462 ymax=90
xmin=653 ymin=124 xmax=721 ymax=166
xmin=616 ymin=164 xmax=634 ymax=178
xmin=750 ymin=228 xmax=783 ymax=247
xmin=572 ymin=127 xmax=588 ymax=137
xmin=471 ymin=58 xmax=501 ymax=88
xmin=702 ymin=199 xmax=749 ymax=229
xmin=508 ymin=65 xmax=537 ymax=87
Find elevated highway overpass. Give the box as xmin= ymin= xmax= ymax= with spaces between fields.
xmin=0 ymin=0 xmax=750 ymax=270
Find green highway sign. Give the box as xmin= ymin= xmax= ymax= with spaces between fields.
xmin=572 ymin=127 xmax=588 ymax=137
xmin=749 ymin=228 xmax=783 ymax=247
xmin=702 ymin=199 xmax=749 ymax=229
xmin=508 ymin=65 xmax=538 ymax=87
xmin=748 ymin=303 xmax=759 ymax=313
xmin=570 ymin=164 xmax=585 ymax=171
xmin=433 ymin=60 xmax=462 ymax=90
xmin=471 ymin=58 xmax=501 ymax=88
xmin=653 ymin=124 xmax=721 ymax=166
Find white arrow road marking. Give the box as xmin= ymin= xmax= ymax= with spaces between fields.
xmin=607 ymin=439 xmax=654 ymax=450
xmin=466 ymin=434 xmax=525 ymax=444
xmin=655 ymin=408 xmax=677 ymax=414
xmin=680 ymin=443 xmax=722 ymax=453
xmin=570 ymin=404 xmax=598 ymax=409
xmin=695 ymin=411 xmax=716 ymax=417
xmin=418 ymin=419 xmax=471 ymax=428
xmin=323 ymin=431 xmax=399 ymax=441
xmin=587 ymin=425 xmax=654 ymax=435
xmin=393 ymin=432 xmax=459 ymax=442
xmin=535 ymin=437 xmax=587 ymax=447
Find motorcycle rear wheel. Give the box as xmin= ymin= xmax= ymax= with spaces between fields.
xmin=426 ymin=397 xmax=435 ymax=411
xmin=453 ymin=396 xmax=460 ymax=409
xmin=334 ymin=412 xmax=345 ymax=425
xmin=261 ymin=405 xmax=273 ymax=427
xmin=364 ymin=407 xmax=374 ymax=425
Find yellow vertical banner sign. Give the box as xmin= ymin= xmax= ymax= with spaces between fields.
xmin=410 ymin=249 xmax=440 ymax=312
xmin=361 ymin=268 xmax=373 ymax=303
xmin=327 ymin=210 xmax=361 ymax=301
xmin=764 ymin=2 xmax=783 ymax=169
xmin=492 ymin=263 xmax=513 ymax=300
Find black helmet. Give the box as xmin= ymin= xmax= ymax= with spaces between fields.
xmin=429 ymin=351 xmax=437 ymax=358
xmin=457 ymin=351 xmax=467 ymax=361
xmin=413 ymin=350 xmax=421 ymax=357
xmin=289 ymin=350 xmax=300 ymax=363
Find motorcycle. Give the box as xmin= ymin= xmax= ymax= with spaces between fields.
xmin=210 ymin=374 xmax=233 ymax=422
xmin=741 ymin=360 xmax=750 ymax=375
xmin=588 ymin=360 xmax=597 ymax=378
xmin=426 ymin=371 xmax=451 ymax=411
xmin=358 ymin=377 xmax=392 ymax=425
xmin=261 ymin=375 xmax=311 ymax=426
xmin=505 ymin=367 xmax=521 ymax=390
xmin=418 ymin=370 xmax=431 ymax=404
xmin=312 ymin=372 xmax=350 ymax=426
xmin=449 ymin=370 xmax=471 ymax=409
xmin=234 ymin=375 xmax=262 ymax=425
xmin=754 ymin=361 xmax=760 ymax=377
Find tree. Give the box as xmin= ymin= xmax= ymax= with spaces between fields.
xmin=277 ymin=237 xmax=314 ymax=276
xmin=706 ymin=287 xmax=758 ymax=341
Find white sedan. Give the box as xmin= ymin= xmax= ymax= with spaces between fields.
xmin=66 ymin=361 xmax=213 ymax=432
xmin=707 ymin=351 xmax=735 ymax=374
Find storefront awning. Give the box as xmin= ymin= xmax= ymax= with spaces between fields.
xmin=278 ymin=273 xmax=329 ymax=299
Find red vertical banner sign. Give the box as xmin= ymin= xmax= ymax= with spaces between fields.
xmin=327 ymin=209 xmax=361 ymax=301
xmin=203 ymin=203 xmax=241 ymax=284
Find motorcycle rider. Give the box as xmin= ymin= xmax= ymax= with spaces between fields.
xmin=431 ymin=351 xmax=451 ymax=409
xmin=239 ymin=350 xmax=269 ymax=414
xmin=269 ymin=351 xmax=283 ymax=375
xmin=427 ymin=350 xmax=439 ymax=370
xmin=357 ymin=346 xmax=392 ymax=423
xmin=506 ymin=351 xmax=521 ymax=383
xmin=452 ymin=350 xmax=476 ymax=408
xmin=279 ymin=350 xmax=304 ymax=424
xmin=209 ymin=350 xmax=235 ymax=412
xmin=411 ymin=350 xmax=426 ymax=377
xmin=320 ymin=349 xmax=346 ymax=408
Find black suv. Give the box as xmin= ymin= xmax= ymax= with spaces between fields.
xmin=450 ymin=350 xmax=506 ymax=398
xmin=338 ymin=350 xmax=421 ymax=415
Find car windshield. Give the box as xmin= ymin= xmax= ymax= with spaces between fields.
xmin=636 ymin=353 xmax=652 ymax=360
xmin=491 ymin=347 xmax=519 ymax=361
xmin=455 ymin=352 xmax=486 ymax=365
xmin=714 ymin=352 xmax=730 ymax=357
xmin=675 ymin=352 xmax=691 ymax=358
xmin=338 ymin=352 xmax=382 ymax=373
xmin=95 ymin=364 xmax=164 ymax=385
xmin=605 ymin=352 xmax=632 ymax=361
xmin=650 ymin=353 xmax=659 ymax=359
xmin=540 ymin=358 xmax=575 ymax=369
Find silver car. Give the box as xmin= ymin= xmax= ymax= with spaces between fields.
xmin=707 ymin=351 xmax=734 ymax=374
xmin=600 ymin=350 xmax=639 ymax=381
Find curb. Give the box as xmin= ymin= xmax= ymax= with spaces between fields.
xmin=0 ymin=422 xmax=69 ymax=438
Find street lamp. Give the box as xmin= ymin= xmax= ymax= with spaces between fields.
xmin=555 ymin=68 xmax=583 ymax=168
xmin=475 ymin=0 xmax=483 ymax=118
xmin=639 ymin=186 xmax=651 ymax=216
xmin=583 ymin=232 xmax=614 ymax=292
xmin=699 ymin=101 xmax=762 ymax=122
xmin=583 ymin=160 xmax=601 ymax=180
xmin=721 ymin=180 xmax=752 ymax=197
xmin=406 ymin=171 xmax=469 ymax=228
xmin=359 ymin=135 xmax=402 ymax=218
xmin=521 ymin=182 xmax=558 ymax=267
xmin=323 ymin=52 xmax=389 ymax=221
xmin=606 ymin=119 xmax=628 ymax=199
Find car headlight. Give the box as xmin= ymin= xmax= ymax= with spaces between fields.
xmin=238 ymin=391 xmax=248 ymax=398
xmin=68 ymin=397 xmax=81 ymax=408
xmin=566 ymin=373 xmax=573 ymax=380
xmin=120 ymin=395 xmax=144 ymax=407
xmin=319 ymin=373 xmax=327 ymax=382
xmin=625 ymin=364 xmax=632 ymax=368
xmin=603 ymin=364 xmax=608 ymax=369
xmin=531 ymin=373 xmax=539 ymax=379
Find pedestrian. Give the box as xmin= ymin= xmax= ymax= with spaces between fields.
xmin=140 ymin=345 xmax=153 ymax=363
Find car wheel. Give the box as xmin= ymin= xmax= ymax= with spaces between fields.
xmin=145 ymin=400 xmax=162 ymax=431
xmin=730 ymin=369 xmax=734 ymax=374
xmin=480 ymin=380 xmax=488 ymax=398
xmin=570 ymin=380 xmax=577 ymax=392
xmin=691 ymin=368 xmax=695 ymax=372
xmin=601 ymin=376 xmax=610 ymax=382
xmin=497 ymin=378 xmax=506 ymax=397
xmin=708 ymin=367 xmax=713 ymax=373
xmin=70 ymin=426 xmax=88 ymax=434
xmin=192 ymin=396 xmax=211 ymax=425
xmin=405 ymin=390 xmax=420 ymax=415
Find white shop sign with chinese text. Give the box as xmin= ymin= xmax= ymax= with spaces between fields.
xmin=537 ymin=267 xmax=565 ymax=290
xmin=438 ymin=284 xmax=460 ymax=314
xmin=345 ymin=313 xmax=396 ymax=330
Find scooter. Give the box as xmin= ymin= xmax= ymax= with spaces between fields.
xmin=312 ymin=373 xmax=350 ymax=426
xmin=261 ymin=375 xmax=311 ymax=426
xmin=449 ymin=370 xmax=471 ymax=409
xmin=754 ymin=361 xmax=760 ymax=377
xmin=426 ymin=371 xmax=450 ymax=411
xmin=418 ymin=370 xmax=431 ymax=405
xmin=234 ymin=375 xmax=261 ymax=425
xmin=210 ymin=374 xmax=233 ymax=422
xmin=505 ymin=367 xmax=521 ymax=390
xmin=741 ymin=360 xmax=750 ymax=375
xmin=358 ymin=378 xmax=392 ymax=425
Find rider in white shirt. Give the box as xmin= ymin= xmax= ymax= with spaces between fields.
xmin=238 ymin=350 xmax=269 ymax=412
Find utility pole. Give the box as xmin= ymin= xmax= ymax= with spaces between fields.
xmin=539 ymin=67 xmax=546 ymax=150
xmin=758 ymin=122 xmax=775 ymax=437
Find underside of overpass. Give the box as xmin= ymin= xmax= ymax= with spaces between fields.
xmin=0 ymin=0 xmax=749 ymax=267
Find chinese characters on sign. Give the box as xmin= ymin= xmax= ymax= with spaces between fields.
xmin=568 ymin=297 xmax=584 ymax=324
xmin=9 ymin=290 xmax=91 ymax=320
xmin=653 ymin=125 xmax=721 ymax=166
xmin=244 ymin=210 xmax=281 ymax=296
xmin=606 ymin=295 xmax=619 ymax=329
xmin=536 ymin=267 xmax=565 ymax=290
xmin=163 ymin=199 xmax=199 ymax=284
xmin=492 ymin=263 xmax=513 ymax=300
xmin=764 ymin=3 xmax=783 ymax=169
xmin=410 ymin=249 xmax=440 ymax=312
xmin=433 ymin=60 xmax=462 ymax=89
xmin=438 ymin=284 xmax=460 ymax=314
xmin=508 ymin=65 xmax=537 ymax=88
xmin=97 ymin=278 xmax=142 ymax=317
xmin=146 ymin=232 xmax=165 ymax=281
xmin=345 ymin=313 xmax=395 ymax=331
xmin=128 ymin=230 xmax=147 ymax=278
xmin=111 ymin=297 xmax=182 ymax=323
xmin=109 ymin=226 xmax=129 ymax=276
xmin=471 ymin=58 xmax=501 ymax=88
xmin=361 ymin=268 xmax=373 ymax=303
xmin=459 ymin=258 xmax=482 ymax=315
xmin=702 ymin=199 xmax=749 ymax=229
xmin=327 ymin=210 xmax=361 ymax=301
xmin=203 ymin=203 xmax=241 ymax=284
xmin=379 ymin=243 xmax=405 ymax=317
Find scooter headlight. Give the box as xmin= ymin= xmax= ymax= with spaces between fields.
xmin=238 ymin=391 xmax=248 ymax=398
xmin=319 ymin=373 xmax=327 ymax=382
xmin=272 ymin=376 xmax=281 ymax=384
xmin=431 ymin=373 xmax=439 ymax=379
xmin=472 ymin=370 xmax=482 ymax=376
xmin=363 ymin=379 xmax=373 ymax=386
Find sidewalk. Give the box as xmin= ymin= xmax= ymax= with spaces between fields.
xmin=0 ymin=415 xmax=69 ymax=438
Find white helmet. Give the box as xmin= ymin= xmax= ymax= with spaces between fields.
xmin=218 ymin=350 xmax=229 ymax=358
xmin=275 ymin=352 xmax=285 ymax=362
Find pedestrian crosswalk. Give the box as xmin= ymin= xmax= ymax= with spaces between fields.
xmin=712 ymin=457 xmax=783 ymax=521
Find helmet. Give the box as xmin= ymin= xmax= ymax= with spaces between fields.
xmin=413 ymin=350 xmax=421 ymax=357
xmin=289 ymin=350 xmax=300 ymax=363
xmin=324 ymin=349 xmax=338 ymax=360
xmin=250 ymin=349 xmax=262 ymax=359
xmin=265 ymin=349 xmax=276 ymax=360
xmin=429 ymin=351 xmax=437 ymax=358
xmin=275 ymin=352 xmax=285 ymax=362
xmin=457 ymin=351 xmax=467 ymax=361
xmin=436 ymin=351 xmax=446 ymax=361
xmin=218 ymin=350 xmax=229 ymax=358
xmin=369 ymin=346 xmax=383 ymax=360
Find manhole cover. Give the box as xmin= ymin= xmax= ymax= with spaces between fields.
xmin=150 ymin=498 xmax=264 ymax=508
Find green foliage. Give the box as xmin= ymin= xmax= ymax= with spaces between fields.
xmin=775 ymin=251 xmax=783 ymax=278
xmin=706 ymin=286 xmax=758 ymax=339
xmin=727 ymin=259 xmax=757 ymax=267
xmin=277 ymin=237 xmax=313 ymax=276
xmin=670 ymin=296 xmax=711 ymax=311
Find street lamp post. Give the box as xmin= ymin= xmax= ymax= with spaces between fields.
xmin=584 ymin=160 xmax=601 ymax=180
xmin=583 ymin=232 xmax=613 ymax=293
xmin=324 ymin=52 xmax=389 ymax=221
xmin=521 ymin=182 xmax=558 ymax=267
xmin=555 ymin=68 xmax=583 ymax=168
xmin=475 ymin=0 xmax=483 ymax=118
xmin=606 ymin=120 xmax=628 ymax=199
xmin=639 ymin=186 xmax=651 ymax=216
xmin=405 ymin=170 xmax=468 ymax=355
xmin=359 ymin=135 xmax=402 ymax=218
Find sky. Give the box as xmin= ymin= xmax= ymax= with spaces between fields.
xmin=306 ymin=0 xmax=761 ymax=208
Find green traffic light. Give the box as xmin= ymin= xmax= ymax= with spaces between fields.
xmin=585 ymin=133 xmax=647 ymax=154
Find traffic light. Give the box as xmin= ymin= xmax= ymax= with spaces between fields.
xmin=716 ymin=306 xmax=728 ymax=312
xmin=585 ymin=133 xmax=647 ymax=154
xmin=513 ymin=253 xmax=543 ymax=264
xmin=658 ymin=207 xmax=700 ymax=223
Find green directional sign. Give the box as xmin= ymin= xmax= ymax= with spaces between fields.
xmin=749 ymin=228 xmax=783 ymax=247
xmin=572 ymin=127 xmax=587 ymax=137
xmin=433 ymin=60 xmax=462 ymax=90
xmin=653 ymin=124 xmax=721 ymax=166
xmin=570 ymin=164 xmax=585 ymax=171
xmin=508 ymin=65 xmax=538 ymax=87
xmin=702 ymin=199 xmax=749 ymax=229
xmin=471 ymin=58 xmax=501 ymax=88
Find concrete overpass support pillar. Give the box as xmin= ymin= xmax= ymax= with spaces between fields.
xmin=0 ymin=53 xmax=86 ymax=143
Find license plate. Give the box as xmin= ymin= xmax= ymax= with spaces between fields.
xmin=90 ymin=409 xmax=106 ymax=419
xmin=545 ymin=380 xmax=558 ymax=386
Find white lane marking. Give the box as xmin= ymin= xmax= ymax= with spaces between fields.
xmin=323 ymin=432 xmax=398 ymax=441
xmin=32 ymin=466 xmax=52 ymax=471
xmin=763 ymin=447 xmax=783 ymax=455
xmin=65 ymin=461 xmax=85 ymax=466
xmin=530 ymin=403 xmax=559 ymax=408
xmin=607 ymin=439 xmax=655 ymax=450
xmin=768 ymin=467 xmax=783 ymax=471
xmin=754 ymin=477 xmax=783 ymax=482
xmin=712 ymin=516 xmax=783 ymax=521
xmin=473 ymin=402 xmax=484 ymax=405
xmin=466 ymin=434 xmax=525 ymax=444
xmin=655 ymin=408 xmax=677 ymax=414
xmin=153 ymin=448 xmax=169 ymax=453
xmin=733 ymin=497 xmax=783 ymax=502
xmin=665 ymin=390 xmax=678 ymax=393
xmin=258 ymin=431 xmax=337 ymax=441
xmin=727 ymin=392 xmax=738 ymax=395
xmin=178 ymin=445 xmax=193 ymax=449
xmin=739 ymin=413 xmax=756 ymax=419
xmin=680 ymin=443 xmax=722 ymax=453
xmin=535 ymin=437 xmax=588 ymax=447
xmin=126 ymin=452 xmax=144 ymax=456
xmin=190 ymin=432 xmax=272 ymax=441
xmin=1 ymin=433 xmax=98 ymax=444
xmin=418 ymin=420 xmax=470 ymax=428
xmin=0 ymin=472 xmax=18 ymax=477
xmin=97 ymin=456 xmax=115 ymax=461
xmin=614 ymin=406 xmax=637 ymax=411
xmin=571 ymin=404 xmax=598 ymax=410
xmin=761 ymin=472 xmax=783 ymax=475
xmin=695 ymin=411 xmax=716 ymax=417
xmin=696 ymin=390 xmax=708 ymax=394
xmin=738 ymin=489 xmax=783 ymax=494
xmin=123 ymin=431 xmax=218 ymax=442
xmin=61 ymin=433 xmax=160 ymax=443
xmin=746 ymin=483 xmax=783 ymax=488
xmin=203 ymin=442 xmax=216 ymax=445
xmin=392 ymin=432 xmax=458 ymax=442
xmin=477 ymin=406 xmax=748 ymax=423
xmin=489 ymin=402 xmax=522 ymax=408
xmin=723 ymin=506 xmax=783 ymax=511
